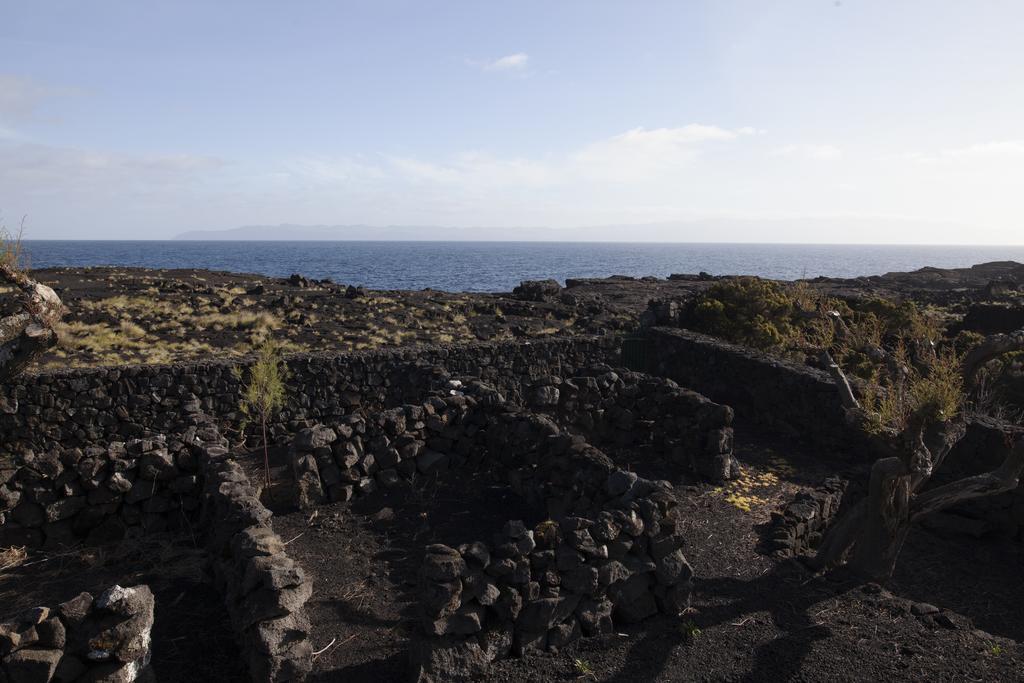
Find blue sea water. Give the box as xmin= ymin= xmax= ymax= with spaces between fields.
xmin=19 ymin=241 xmax=1024 ymax=293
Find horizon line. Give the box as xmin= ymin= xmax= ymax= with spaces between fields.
xmin=19 ymin=238 xmax=1024 ymax=248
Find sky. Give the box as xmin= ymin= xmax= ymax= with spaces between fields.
xmin=1 ymin=0 xmax=1023 ymax=243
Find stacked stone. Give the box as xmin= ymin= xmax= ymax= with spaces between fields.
xmin=200 ymin=443 xmax=312 ymax=683
xmin=289 ymin=390 xmax=491 ymax=510
xmin=763 ymin=477 xmax=849 ymax=558
xmin=1 ymin=336 xmax=619 ymax=457
xmin=410 ymin=473 xmax=694 ymax=681
xmin=526 ymin=365 xmax=738 ymax=483
xmin=0 ymin=584 xmax=156 ymax=683
xmin=647 ymin=327 xmax=871 ymax=452
xmin=0 ymin=419 xmax=215 ymax=549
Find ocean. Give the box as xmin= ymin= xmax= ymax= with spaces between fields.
xmin=19 ymin=241 xmax=1024 ymax=293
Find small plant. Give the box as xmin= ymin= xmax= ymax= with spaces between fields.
xmin=234 ymin=339 xmax=288 ymax=490
xmin=572 ymin=658 xmax=595 ymax=679
xmin=990 ymin=644 xmax=1003 ymax=657
xmin=680 ymin=620 xmax=702 ymax=642
xmin=535 ymin=519 xmax=560 ymax=546
xmin=0 ymin=220 xmax=25 ymax=273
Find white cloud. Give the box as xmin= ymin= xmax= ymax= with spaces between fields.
xmin=0 ymin=74 xmax=79 ymax=122
xmin=773 ymin=143 xmax=843 ymax=160
xmin=285 ymin=156 xmax=386 ymax=184
xmin=571 ymin=125 xmax=747 ymax=182
xmin=0 ymin=142 xmax=223 ymax=199
xmin=354 ymin=124 xmax=753 ymax=188
xmin=479 ymin=53 xmax=530 ymax=72
xmin=938 ymin=140 xmax=1024 ymax=159
xmin=890 ymin=140 xmax=1024 ymax=165
xmin=389 ymin=152 xmax=557 ymax=188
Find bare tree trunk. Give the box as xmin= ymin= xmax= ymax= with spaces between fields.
xmin=261 ymin=417 xmax=272 ymax=492
xmin=911 ymin=437 xmax=1024 ymax=520
xmin=809 ymin=324 xmax=1024 ymax=583
xmin=848 ymin=457 xmax=912 ymax=582
xmin=1 ymin=263 xmax=64 ymax=383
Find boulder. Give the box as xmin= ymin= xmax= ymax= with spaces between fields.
xmin=512 ymin=279 xmax=562 ymax=302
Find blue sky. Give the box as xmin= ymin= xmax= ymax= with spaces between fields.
xmin=2 ymin=0 xmax=1023 ymax=242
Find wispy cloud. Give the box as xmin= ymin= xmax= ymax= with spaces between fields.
xmin=937 ymin=140 xmax=1024 ymax=160
xmin=474 ymin=53 xmax=530 ymax=73
xmin=0 ymin=142 xmax=223 ymax=198
xmin=773 ymin=143 xmax=843 ymax=161
xmin=571 ymin=124 xmax=752 ymax=182
xmin=282 ymin=124 xmax=756 ymax=190
xmin=889 ymin=139 xmax=1024 ymax=165
xmin=0 ymin=74 xmax=80 ymax=120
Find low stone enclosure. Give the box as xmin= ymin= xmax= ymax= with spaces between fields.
xmin=1 ymin=336 xmax=734 ymax=681
xmin=4 ymin=324 xmax=1024 ymax=680
xmin=288 ymin=364 xmax=736 ymax=679
xmin=1 ymin=413 xmax=313 ymax=682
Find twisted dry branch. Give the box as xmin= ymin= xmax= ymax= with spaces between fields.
xmin=0 ymin=260 xmax=65 ymax=384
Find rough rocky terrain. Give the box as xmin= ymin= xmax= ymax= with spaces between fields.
xmin=268 ymin=428 xmax=1024 ymax=681
xmin=14 ymin=268 xmax=711 ymax=368
xmin=10 ymin=260 xmax=1021 ymax=370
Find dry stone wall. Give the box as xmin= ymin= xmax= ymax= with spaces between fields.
xmin=646 ymin=327 xmax=865 ymax=449
xmin=0 ymin=413 xmax=221 ymax=550
xmin=523 ymin=365 xmax=738 ymax=482
xmin=409 ymin=406 xmax=695 ymax=681
xmin=199 ymin=440 xmax=312 ymax=683
xmin=647 ymin=326 xmax=1024 ymax=541
xmin=289 ymin=375 xmax=725 ymax=680
xmin=0 ymin=415 xmax=313 ymax=681
xmin=0 ymin=584 xmax=156 ymax=683
xmin=1 ymin=336 xmax=618 ymax=457
xmin=288 ymin=365 xmax=736 ymax=511
xmin=760 ymin=477 xmax=849 ymax=559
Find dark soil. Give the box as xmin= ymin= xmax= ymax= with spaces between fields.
xmin=0 ymin=534 xmax=247 ymax=682
xmin=272 ymin=469 xmax=543 ymax=681
xmin=269 ymin=429 xmax=1024 ymax=682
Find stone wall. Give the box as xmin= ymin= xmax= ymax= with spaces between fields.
xmin=287 ymin=373 xmax=728 ymax=679
xmin=284 ymin=374 xmax=729 ymax=679
xmin=523 ymin=365 xmax=738 ymax=482
xmin=408 ymin=411 xmax=694 ymax=681
xmin=1 ymin=336 xmax=619 ymax=457
xmin=288 ymin=365 xmax=736 ymax=511
xmin=647 ymin=326 xmax=1024 ymax=541
xmin=200 ymin=441 xmax=312 ymax=683
xmin=0 ymin=584 xmax=155 ymax=682
xmin=760 ymin=477 xmax=849 ymax=559
xmin=646 ymin=327 xmax=866 ymax=450
xmin=0 ymin=413 xmax=220 ymax=549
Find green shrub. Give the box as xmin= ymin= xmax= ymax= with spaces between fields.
xmin=688 ymin=277 xmax=817 ymax=350
xmin=234 ymin=340 xmax=288 ymax=489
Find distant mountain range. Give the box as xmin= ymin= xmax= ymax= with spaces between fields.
xmin=172 ymin=217 xmax=985 ymax=244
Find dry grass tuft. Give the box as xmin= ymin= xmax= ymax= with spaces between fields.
xmin=0 ymin=545 xmax=28 ymax=573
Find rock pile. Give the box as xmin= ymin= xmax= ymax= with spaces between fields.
xmin=762 ymin=477 xmax=849 ymax=558
xmin=410 ymin=479 xmax=693 ymax=681
xmin=512 ymin=280 xmax=562 ymax=302
xmin=0 ymin=584 xmax=156 ymax=682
